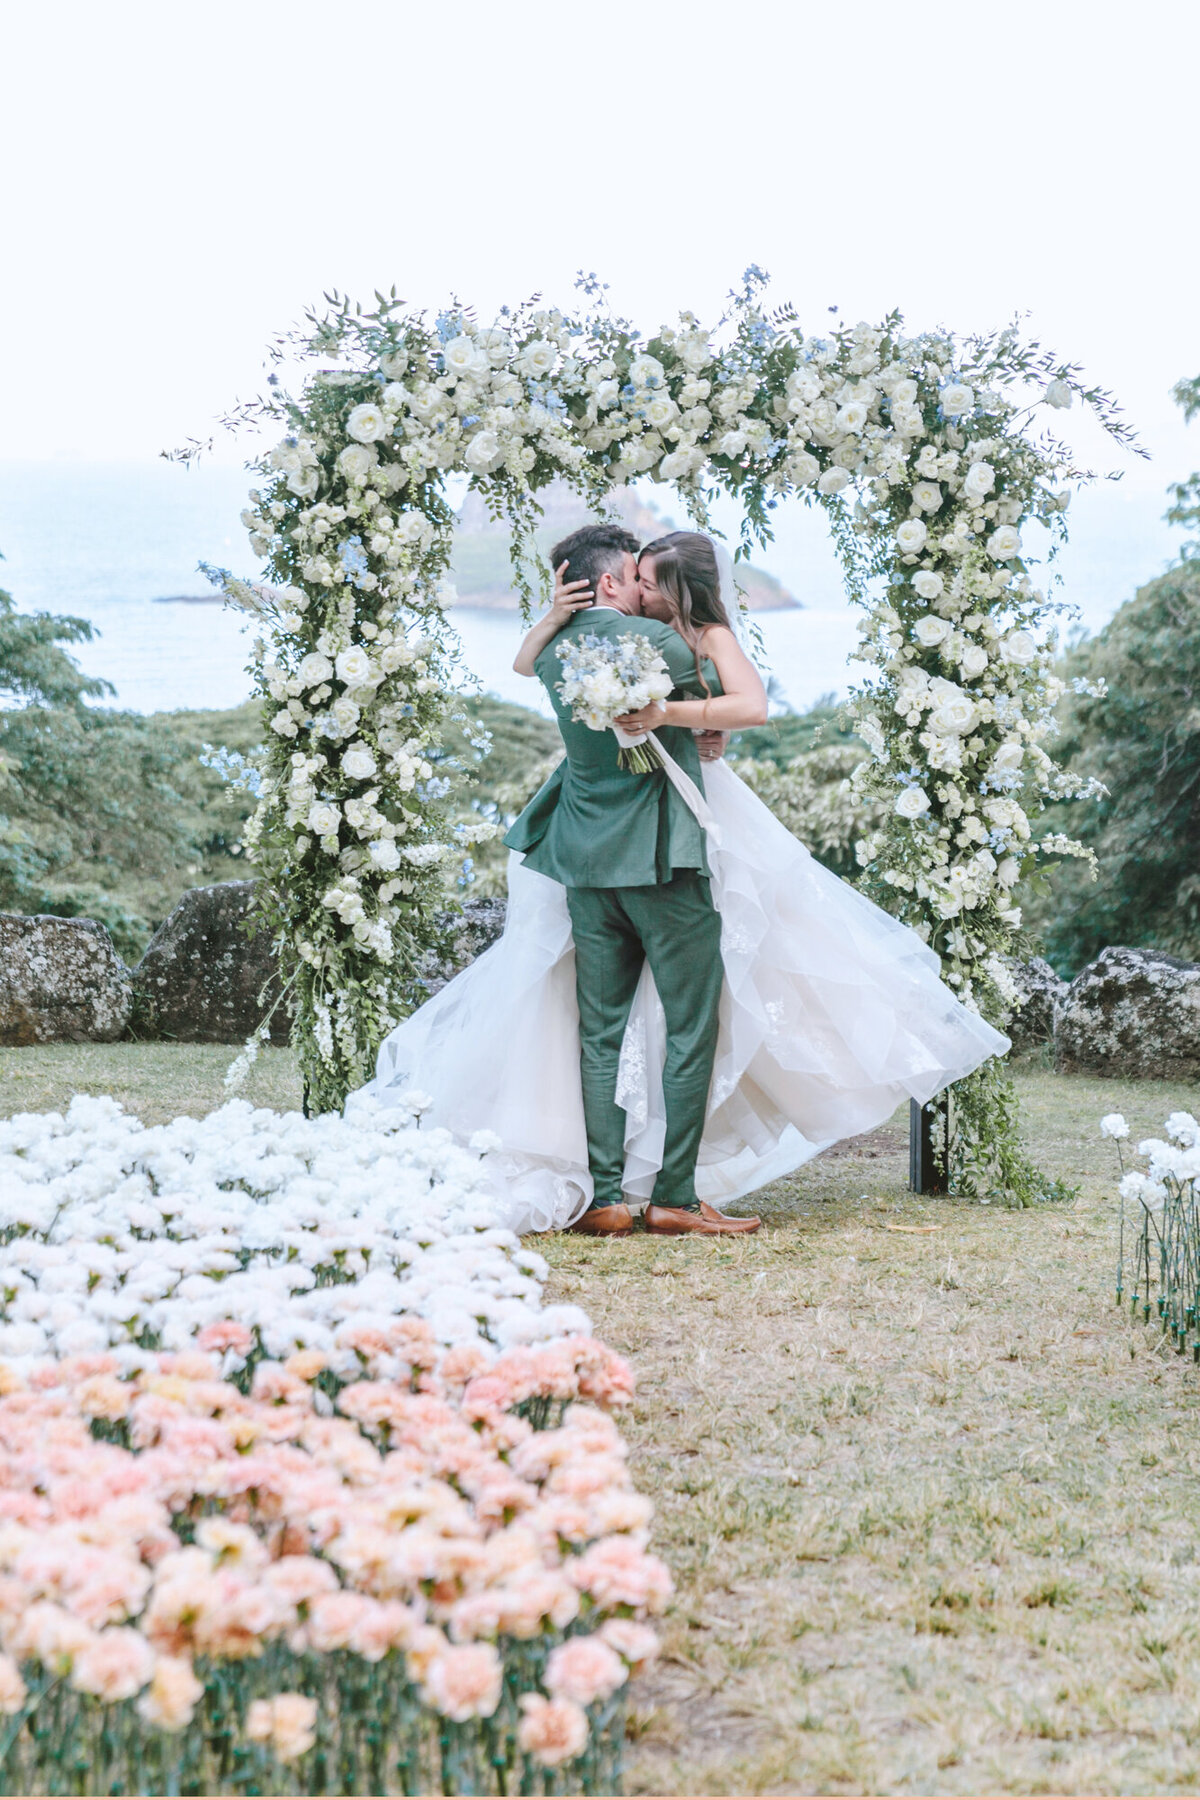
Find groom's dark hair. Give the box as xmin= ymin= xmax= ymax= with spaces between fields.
xmin=550 ymin=522 xmax=639 ymax=596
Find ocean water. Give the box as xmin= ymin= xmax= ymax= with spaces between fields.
xmin=0 ymin=460 xmax=1178 ymax=718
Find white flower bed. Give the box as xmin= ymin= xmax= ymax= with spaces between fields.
xmin=0 ymin=1094 xmax=590 ymax=1369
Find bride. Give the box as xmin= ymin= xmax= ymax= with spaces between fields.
xmin=348 ymin=529 xmax=1009 ymax=1233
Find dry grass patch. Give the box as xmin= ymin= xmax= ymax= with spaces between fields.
xmin=0 ymin=1041 xmax=302 ymax=1125
xmin=542 ymin=1070 xmax=1200 ymax=1795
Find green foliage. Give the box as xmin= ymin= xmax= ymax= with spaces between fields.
xmin=1029 ymin=559 xmax=1200 ymax=974
xmin=1166 ymin=373 xmax=1200 ymax=559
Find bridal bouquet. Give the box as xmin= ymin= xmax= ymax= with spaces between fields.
xmin=555 ymin=633 xmax=672 ymax=774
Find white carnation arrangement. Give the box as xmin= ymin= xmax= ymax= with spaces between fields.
xmin=182 ymin=269 xmax=1138 ymax=1190
xmin=1103 ymin=1108 xmax=1200 ymax=1352
xmin=555 ymin=632 xmax=672 ymax=773
xmin=0 ymin=1093 xmax=661 ymax=1793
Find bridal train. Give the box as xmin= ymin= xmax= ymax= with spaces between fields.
xmin=348 ymin=759 xmax=1009 ymax=1233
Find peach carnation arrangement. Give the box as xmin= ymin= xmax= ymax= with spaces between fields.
xmin=0 ymin=1098 xmax=668 ymax=1795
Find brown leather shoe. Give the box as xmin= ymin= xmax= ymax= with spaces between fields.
xmin=645 ymin=1204 xmax=760 ymax=1236
xmin=570 ymin=1204 xmax=633 ymax=1236
xmin=699 ymin=1200 xmax=761 ymax=1233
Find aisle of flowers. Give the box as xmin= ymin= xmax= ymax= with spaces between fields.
xmin=0 ymin=1094 xmax=666 ymax=1795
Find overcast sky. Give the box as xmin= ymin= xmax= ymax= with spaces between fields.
xmin=2 ymin=0 xmax=1196 ymax=507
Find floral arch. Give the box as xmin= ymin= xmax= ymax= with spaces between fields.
xmin=203 ymin=270 xmax=1133 ymax=1199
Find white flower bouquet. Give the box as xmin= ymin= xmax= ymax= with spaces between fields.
xmin=555 ymin=633 xmax=672 ymax=774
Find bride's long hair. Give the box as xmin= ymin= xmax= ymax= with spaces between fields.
xmin=638 ymin=531 xmax=732 ymax=692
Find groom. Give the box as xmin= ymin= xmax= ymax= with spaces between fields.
xmin=504 ymin=523 xmax=759 ymax=1238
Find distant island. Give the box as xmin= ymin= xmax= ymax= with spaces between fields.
xmin=153 ymin=482 xmax=799 ymax=611
xmin=450 ymin=482 xmax=799 ymax=612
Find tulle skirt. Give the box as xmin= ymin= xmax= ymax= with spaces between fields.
xmin=347 ymin=761 xmax=1009 ymax=1232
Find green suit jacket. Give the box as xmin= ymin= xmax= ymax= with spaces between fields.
xmin=504 ymin=608 xmax=712 ymax=888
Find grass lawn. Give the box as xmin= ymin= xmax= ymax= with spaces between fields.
xmin=2 ymin=1049 xmax=1198 ymax=1795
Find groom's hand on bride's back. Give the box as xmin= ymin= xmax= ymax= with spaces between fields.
xmin=696 ymin=730 xmax=730 ymax=762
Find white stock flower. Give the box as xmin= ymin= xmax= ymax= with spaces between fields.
xmin=940 ymin=382 xmax=974 ymax=417
xmin=895 ymin=519 xmax=928 ymax=556
xmin=987 ymin=525 xmax=1023 ymax=561
xmin=895 ymin=786 xmax=931 ymax=819
xmin=337 ymin=443 xmax=378 ymax=483
xmin=912 ymin=615 xmax=951 ymax=647
xmin=341 ymin=742 xmax=378 ymax=781
xmin=1000 ymin=630 xmax=1037 ymax=666
xmin=912 ymin=571 xmax=944 ymax=602
xmin=307 ymin=801 xmax=340 ymax=836
xmin=817 ymin=466 xmax=852 ymax=495
xmin=335 ymin=646 xmax=376 ymax=686
xmin=346 ymin=403 xmax=388 ymax=444
xmin=961 ymin=462 xmax=995 ymax=502
xmin=911 ymin=481 xmax=943 ymax=513
xmin=1044 ymin=379 xmax=1073 ymax=409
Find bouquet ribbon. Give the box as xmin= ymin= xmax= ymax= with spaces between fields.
xmin=644 ymin=730 xmax=723 ymax=856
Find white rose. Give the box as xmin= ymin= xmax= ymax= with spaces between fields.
xmin=912 ymin=615 xmax=951 ymax=647
xmin=959 ymin=644 xmax=989 ymax=679
xmin=464 ymin=430 xmax=501 ymax=472
xmin=307 ymin=801 xmax=340 ymax=836
xmin=999 ymin=631 xmax=1036 ymax=668
xmin=996 ymin=856 xmax=1020 ymax=887
xmin=380 ymin=349 xmax=409 ymax=379
xmin=940 ymin=383 xmax=974 ymax=417
xmin=337 ymin=443 xmax=378 ymax=483
xmin=342 ymin=742 xmax=378 ymax=781
xmin=896 ymin=519 xmax=928 ymax=556
xmin=297 ymin=653 xmax=333 ymax=689
xmin=1044 ymin=379 xmax=1073 ymax=409
xmin=346 ymin=403 xmax=388 ymax=444
xmin=912 ymin=571 xmax=944 ymax=601
xmin=335 ymin=646 xmax=376 ymax=686
xmin=271 ymin=442 xmax=304 ymax=475
xmin=892 ymin=404 xmax=924 ymax=437
xmin=442 ymin=334 xmax=480 ymax=375
xmin=891 ymin=379 xmax=919 ymax=406
xmin=835 ymin=402 xmax=868 ymax=435
xmin=961 ymin=461 xmax=995 ymax=502
xmin=911 ymin=481 xmax=943 ymax=513
xmin=787 ymin=450 xmax=821 ymax=486
xmin=817 ymin=465 xmax=852 ymax=495
xmin=659 ymin=446 xmax=702 ymax=481
xmin=645 ymin=394 xmax=678 ymax=429
xmin=991 ymin=740 xmax=1025 ymax=771
xmin=517 ymin=338 xmax=557 ymax=377
xmin=987 ymin=525 xmax=1023 ymax=561
xmin=628 ymin=354 xmax=664 ymax=389
xmin=475 ymin=327 xmax=512 ymax=367
xmin=368 ymin=838 xmax=401 ymax=872
xmin=895 ymin=786 xmax=931 ymax=819
xmin=287 ymin=468 xmax=320 ymax=499
xmin=718 ymin=430 xmax=747 ymax=458
xmin=930 ymin=697 xmax=978 ymax=736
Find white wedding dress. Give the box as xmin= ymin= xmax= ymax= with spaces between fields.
xmin=348 ymin=755 xmax=1009 ymax=1233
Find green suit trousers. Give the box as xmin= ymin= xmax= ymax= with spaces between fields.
xmin=566 ymin=873 xmax=724 ymax=1212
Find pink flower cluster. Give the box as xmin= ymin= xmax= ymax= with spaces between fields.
xmin=0 ymin=1342 xmax=666 ymax=1763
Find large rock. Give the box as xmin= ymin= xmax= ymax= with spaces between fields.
xmin=132 ymin=882 xmax=288 ymax=1044
xmin=1055 ymin=946 xmax=1200 ymax=1079
xmin=0 ymin=913 xmax=133 ymax=1044
xmin=1008 ymin=957 xmax=1067 ymax=1052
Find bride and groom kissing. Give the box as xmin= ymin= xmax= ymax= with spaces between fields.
xmin=350 ymin=523 xmax=1007 ymax=1237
